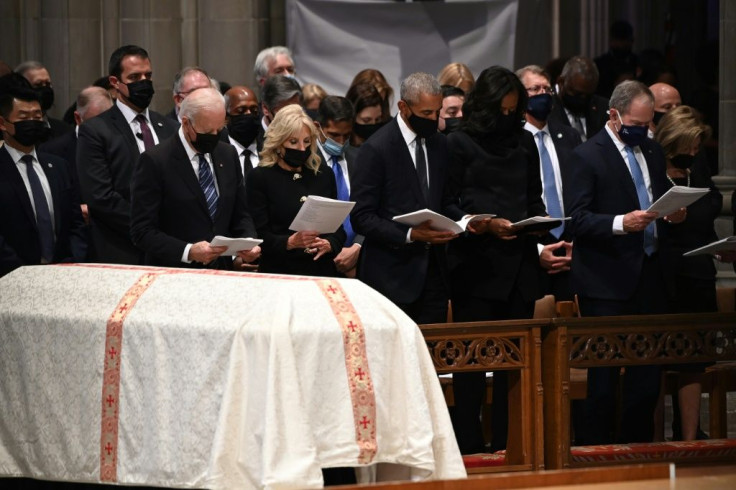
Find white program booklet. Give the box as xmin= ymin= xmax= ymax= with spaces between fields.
xmin=647 ymin=186 xmax=710 ymax=217
xmin=511 ymin=216 xmax=570 ymax=229
xmin=289 ymin=195 xmax=355 ymax=233
xmin=392 ymin=209 xmax=495 ymax=234
xmin=683 ymin=236 xmax=736 ymax=257
xmin=210 ymin=236 xmax=263 ymax=256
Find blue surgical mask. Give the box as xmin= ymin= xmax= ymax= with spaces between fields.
xmin=526 ymin=93 xmax=554 ymax=121
xmin=320 ymin=129 xmax=346 ymax=157
xmin=615 ymin=111 xmax=648 ymax=147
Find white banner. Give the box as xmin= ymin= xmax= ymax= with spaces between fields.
xmin=287 ymin=0 xmax=518 ymax=112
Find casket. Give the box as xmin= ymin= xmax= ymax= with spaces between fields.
xmin=0 ymin=264 xmax=465 ymax=489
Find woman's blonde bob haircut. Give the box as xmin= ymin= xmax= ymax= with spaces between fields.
xmin=654 ymin=105 xmax=712 ymax=161
xmin=259 ymin=104 xmax=322 ymax=174
xmin=437 ymin=62 xmax=475 ymax=94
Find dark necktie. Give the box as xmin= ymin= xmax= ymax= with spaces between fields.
xmin=624 ymin=146 xmax=656 ymax=255
xmin=21 ymin=154 xmax=55 ymax=262
xmin=198 ymin=153 xmax=218 ymax=220
xmin=134 ymin=114 xmax=155 ymax=151
xmin=331 ymin=156 xmax=355 ymax=246
xmin=415 ymin=138 xmax=429 ymax=202
xmin=536 ymin=131 xmax=564 ymax=239
xmin=571 ymin=115 xmax=586 ymax=141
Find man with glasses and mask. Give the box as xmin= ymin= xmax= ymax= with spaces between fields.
xmin=224 ymin=85 xmax=261 ymax=176
xmin=167 ymin=66 xmax=214 ymax=125
xmin=350 ymin=72 xmax=457 ymax=323
xmin=517 ymin=65 xmax=582 ymax=300
xmin=565 ymin=80 xmax=686 ymax=445
xmin=131 ymin=87 xmax=259 ymax=270
xmin=314 ymin=95 xmax=363 ymax=277
xmin=15 ymin=60 xmax=72 ymax=140
xmin=0 ymin=82 xmax=86 ymax=277
xmin=549 ymin=56 xmax=609 ymax=142
xmin=76 ymin=45 xmax=177 ymax=265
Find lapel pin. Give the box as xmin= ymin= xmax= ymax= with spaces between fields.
xmin=157 ymin=122 xmax=163 ymax=127
xmin=557 ymin=133 xmax=563 ymax=139
xmin=300 ymin=196 xmax=307 ymax=203
xmin=293 ymin=173 xmax=302 ymax=181
xmin=47 ymin=162 xmax=53 ymax=168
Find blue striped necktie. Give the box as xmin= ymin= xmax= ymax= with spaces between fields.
xmin=624 ymin=146 xmax=656 ymax=255
xmin=197 ymin=153 xmax=218 ymax=220
xmin=536 ymin=131 xmax=564 ymax=238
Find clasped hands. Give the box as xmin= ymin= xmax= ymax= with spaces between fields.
xmin=288 ymin=230 xmax=332 ymax=260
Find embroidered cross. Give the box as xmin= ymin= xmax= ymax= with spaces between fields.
xmin=355 ymin=367 xmax=366 ymax=381
xmin=359 ymin=416 xmax=370 ymax=429
xmin=106 ymin=395 xmax=115 ymax=407
xmin=327 ymin=285 xmax=337 ymax=294
xmin=347 ymin=321 xmax=357 ymax=333
xmin=105 ymin=443 xmax=114 ymax=455
xmin=108 ymin=346 xmax=117 ymax=359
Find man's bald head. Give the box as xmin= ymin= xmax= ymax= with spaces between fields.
xmin=74 ymin=86 xmax=113 ymax=125
xmin=649 ymin=83 xmax=681 ymax=113
xmin=224 ymin=85 xmax=259 ymax=118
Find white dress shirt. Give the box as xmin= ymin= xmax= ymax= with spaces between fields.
xmin=228 ymin=136 xmax=259 ymax=176
xmin=116 ymin=99 xmax=160 ymax=153
xmin=6 ymin=144 xmax=56 ymax=232
xmin=396 ymin=114 xmax=431 ymax=243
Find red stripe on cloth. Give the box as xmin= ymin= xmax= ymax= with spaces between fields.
xmin=316 ymin=279 xmax=377 ymax=464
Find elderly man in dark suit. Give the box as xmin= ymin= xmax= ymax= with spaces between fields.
xmin=517 ymin=65 xmax=583 ymax=300
xmin=0 ymin=85 xmax=86 ymax=277
xmin=549 ymin=56 xmax=609 ymax=142
xmin=350 ymin=72 xmax=456 ymax=323
xmin=76 ymin=45 xmax=178 ymax=265
xmin=130 ymin=87 xmax=260 ymax=270
xmin=564 ymin=80 xmax=686 ymax=445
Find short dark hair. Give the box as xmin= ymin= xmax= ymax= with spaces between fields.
xmin=316 ymin=96 xmax=354 ymax=126
xmin=441 ymin=85 xmax=465 ymax=99
xmin=345 ymin=82 xmax=383 ymax=117
xmin=108 ymin=45 xmax=149 ymax=78
xmin=0 ymin=73 xmax=39 ymax=118
xmin=611 ymin=20 xmax=634 ymax=41
xmin=461 ymin=65 xmax=527 ymax=138
xmin=261 ymin=75 xmax=302 ymax=112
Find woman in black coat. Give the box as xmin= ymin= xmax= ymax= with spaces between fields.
xmin=245 ymin=104 xmax=345 ymax=277
xmin=444 ymin=66 xmax=547 ymax=453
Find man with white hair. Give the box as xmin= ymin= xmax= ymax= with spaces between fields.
xmin=130 ymin=87 xmax=260 ymax=269
xmin=253 ymin=46 xmax=295 ymax=86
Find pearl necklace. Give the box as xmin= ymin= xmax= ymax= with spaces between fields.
xmin=666 ymin=169 xmax=690 ymax=187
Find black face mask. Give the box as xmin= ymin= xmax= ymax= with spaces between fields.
xmin=526 ymin=93 xmax=554 ymax=121
xmin=121 ymin=79 xmax=155 ymax=110
xmin=35 ymin=86 xmax=55 ymax=112
xmin=441 ymin=117 xmax=461 ymax=135
xmin=561 ymin=92 xmax=589 ymax=116
xmin=10 ymin=120 xmax=48 ymax=147
xmin=406 ymin=109 xmax=439 ymax=139
xmin=652 ymin=111 xmax=666 ymax=126
xmin=353 ymin=121 xmax=383 ymax=140
xmin=671 ymin=154 xmax=695 ymax=170
xmin=495 ymin=112 xmax=519 ymax=135
xmin=282 ymin=147 xmax=310 ymax=168
xmin=228 ymin=114 xmax=260 ymax=148
xmin=191 ymin=130 xmax=221 ymax=155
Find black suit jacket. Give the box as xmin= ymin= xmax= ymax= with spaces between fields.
xmin=563 ymin=127 xmax=669 ymax=301
xmin=39 ymin=130 xmax=81 ymax=198
xmin=76 ymin=103 xmax=177 ymax=264
xmin=130 ymin=135 xmax=256 ymax=268
xmin=166 ymin=107 xmax=180 ymax=125
xmin=0 ymin=146 xmax=87 ymax=277
xmin=350 ymin=117 xmax=449 ymax=304
xmin=47 ymin=116 xmax=73 ymax=141
xmin=548 ymin=94 xmax=609 ymax=140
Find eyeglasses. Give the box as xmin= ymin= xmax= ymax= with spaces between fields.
xmin=525 ymin=85 xmax=554 ymax=95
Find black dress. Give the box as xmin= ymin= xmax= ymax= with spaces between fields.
xmin=245 ymin=162 xmax=345 ymax=277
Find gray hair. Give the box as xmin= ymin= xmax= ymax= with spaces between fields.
xmin=172 ymin=66 xmax=210 ymax=94
xmin=609 ymin=80 xmax=654 ymax=115
xmin=515 ymin=64 xmax=550 ymax=83
xmin=254 ymin=46 xmax=293 ymax=82
xmin=400 ymin=72 xmax=441 ymax=105
xmin=76 ymin=86 xmax=112 ymax=119
xmin=179 ymin=87 xmax=225 ymax=122
xmin=261 ymin=75 xmax=301 ymax=112
xmin=14 ymin=60 xmax=46 ymax=77
xmin=560 ymin=56 xmax=599 ymax=85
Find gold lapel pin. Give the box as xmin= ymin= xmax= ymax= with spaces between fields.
xmin=293 ymin=173 xmax=302 ymax=181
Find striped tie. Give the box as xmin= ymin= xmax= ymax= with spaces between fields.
xmin=197 ymin=153 xmax=218 ymax=220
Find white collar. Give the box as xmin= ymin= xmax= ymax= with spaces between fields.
xmin=178 ymin=126 xmax=199 ymax=160
xmin=4 ymin=143 xmax=38 ymax=164
xmin=396 ymin=113 xmax=419 ymax=147
xmin=116 ymin=99 xmax=150 ymax=125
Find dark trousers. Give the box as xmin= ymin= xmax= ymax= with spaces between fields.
xmin=577 ymin=254 xmax=669 ymax=445
xmin=396 ymin=253 xmax=448 ymax=324
xmin=450 ymin=290 xmax=535 ymax=453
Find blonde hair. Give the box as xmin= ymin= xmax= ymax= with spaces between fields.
xmin=438 ymin=62 xmax=475 ymax=93
xmin=259 ymin=104 xmax=322 ymax=174
xmin=654 ymin=105 xmax=711 ymax=161
xmin=301 ymin=83 xmax=327 ymax=108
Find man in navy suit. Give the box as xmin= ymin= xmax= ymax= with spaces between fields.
xmin=564 ymin=80 xmax=686 ymax=444
xmin=518 ymin=65 xmax=583 ymax=300
xmin=350 ymin=72 xmax=456 ymax=323
xmin=76 ymin=45 xmax=178 ymax=265
xmin=130 ymin=88 xmax=259 ymax=270
xmin=0 ymin=85 xmax=86 ymax=277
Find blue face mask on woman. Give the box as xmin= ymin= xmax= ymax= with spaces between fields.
xmin=615 ymin=111 xmax=648 ymax=147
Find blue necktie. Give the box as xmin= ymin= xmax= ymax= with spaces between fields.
xmin=198 ymin=153 xmax=218 ymax=220
xmin=331 ymin=156 xmax=355 ymax=246
xmin=536 ymin=131 xmax=564 ymax=239
xmin=21 ymin=154 xmax=55 ymax=262
xmin=624 ymin=146 xmax=656 ymax=255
